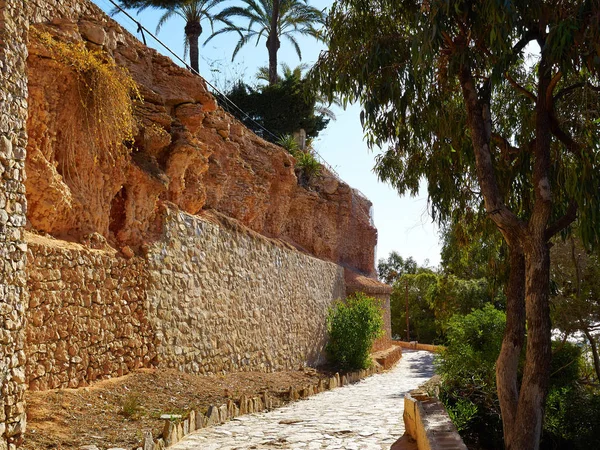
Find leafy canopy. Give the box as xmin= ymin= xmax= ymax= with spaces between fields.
xmin=377 ymin=251 xmax=419 ymax=285
xmin=224 ymin=67 xmax=330 ymax=141
xmin=312 ymin=0 xmax=600 ymax=247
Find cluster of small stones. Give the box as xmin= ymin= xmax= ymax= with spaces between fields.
xmin=25 ymin=240 xmax=157 ymax=390
xmin=145 ymin=208 xmax=346 ymax=375
xmin=138 ymin=366 xmax=382 ymax=450
xmin=0 ymin=0 xmax=29 ymax=448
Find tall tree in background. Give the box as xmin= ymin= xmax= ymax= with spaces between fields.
xmin=313 ymin=1 xmax=600 ymax=448
xmin=377 ymin=251 xmax=418 ymax=285
xmin=116 ymin=0 xmax=227 ymax=73
xmin=205 ymin=0 xmax=325 ymax=85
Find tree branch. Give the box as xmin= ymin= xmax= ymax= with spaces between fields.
xmin=555 ymin=82 xmax=600 ymax=103
xmin=546 ymin=71 xmax=562 ymax=107
xmin=512 ymin=29 xmax=539 ymax=56
xmin=505 ymin=72 xmax=536 ymax=102
xmin=459 ymin=64 xmax=525 ymax=245
xmin=492 ymin=133 xmax=520 ymax=160
xmin=545 ymin=200 xmax=578 ymax=240
xmin=549 ymin=114 xmax=582 ymax=158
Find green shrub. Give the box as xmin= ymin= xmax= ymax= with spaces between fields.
xmin=326 ymin=293 xmax=384 ymax=370
xmin=436 ymin=305 xmax=506 ymax=448
xmin=276 ymin=134 xmax=300 ymax=155
xmin=224 ymin=73 xmax=329 ymax=142
xmin=295 ymin=152 xmax=322 ymax=180
xmin=543 ymin=385 xmax=600 ymax=449
xmin=548 ymin=340 xmax=581 ymax=389
xmin=438 ymin=306 xmax=598 ymax=449
xmin=120 ymin=392 xmax=141 ymax=418
xmin=446 ymin=399 xmax=479 ymax=432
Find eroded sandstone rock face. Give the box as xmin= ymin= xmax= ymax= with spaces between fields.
xmin=25 ymin=3 xmax=377 ymax=275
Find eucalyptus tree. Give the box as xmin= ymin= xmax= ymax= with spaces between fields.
xmin=205 ymin=0 xmax=325 ymax=85
xmin=116 ymin=0 xmax=227 ymax=73
xmin=312 ymin=1 xmax=600 ymax=448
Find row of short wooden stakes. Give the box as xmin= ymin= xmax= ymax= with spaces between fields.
xmin=137 ymin=366 xmax=383 ymax=449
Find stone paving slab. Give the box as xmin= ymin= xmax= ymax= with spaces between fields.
xmin=171 ymin=350 xmax=435 ymax=450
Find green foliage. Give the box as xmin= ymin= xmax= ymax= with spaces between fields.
xmin=116 ymin=0 xmax=227 ymax=73
xmin=440 ymin=218 xmax=508 ymax=295
xmin=438 ymin=306 xmax=598 ymax=448
xmin=437 ymin=305 xmax=506 ymax=393
xmin=388 ymin=266 xmax=501 ymax=343
xmin=313 ymin=0 xmax=600 ymax=247
xmin=225 ymin=70 xmax=329 ymax=141
xmin=276 ymin=134 xmax=299 ymax=154
xmin=326 ymin=293 xmax=384 ymax=370
xmin=446 ymin=399 xmax=479 ymax=433
xmin=294 ymin=151 xmax=321 ymax=180
xmin=117 ymin=0 xmax=184 ymax=8
xmin=549 ymin=341 xmax=582 ymax=389
xmin=427 ymin=275 xmax=503 ymax=336
xmin=390 ymin=272 xmax=438 ymax=343
xmin=120 ymin=392 xmax=142 ymax=418
xmin=275 ymin=134 xmax=322 ymax=183
xmin=377 ymin=251 xmax=419 ymax=285
xmin=437 ymin=306 xmax=506 ymax=448
xmin=543 ymin=386 xmax=600 ymax=450
xmin=550 ymin=236 xmax=600 ymax=383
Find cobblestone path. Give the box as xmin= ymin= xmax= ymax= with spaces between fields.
xmin=172 ymin=350 xmax=435 ymax=449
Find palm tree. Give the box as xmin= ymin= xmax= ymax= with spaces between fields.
xmin=116 ymin=0 xmax=227 ymax=74
xmin=205 ymin=0 xmax=325 ymax=85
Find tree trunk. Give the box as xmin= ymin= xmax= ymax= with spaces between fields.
xmin=185 ymin=21 xmax=202 ymax=74
xmin=507 ymin=52 xmax=554 ymax=450
xmin=267 ymin=0 xmax=281 ymax=85
xmin=509 ymin=241 xmax=552 ymax=450
xmin=458 ymin=48 xmax=555 ymax=449
xmin=496 ymin=247 xmax=526 ymax=449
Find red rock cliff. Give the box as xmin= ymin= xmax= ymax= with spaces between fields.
xmin=25 ymin=4 xmax=377 ymax=276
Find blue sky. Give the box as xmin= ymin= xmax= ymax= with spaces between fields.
xmin=94 ymin=0 xmax=442 ymax=268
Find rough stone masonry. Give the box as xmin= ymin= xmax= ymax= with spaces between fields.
xmin=0 ymin=0 xmax=29 ymax=447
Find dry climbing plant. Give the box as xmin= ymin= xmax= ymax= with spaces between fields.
xmin=31 ymin=28 xmax=141 ymax=199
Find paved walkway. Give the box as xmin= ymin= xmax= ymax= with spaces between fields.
xmin=171 ymin=350 xmax=435 ymax=450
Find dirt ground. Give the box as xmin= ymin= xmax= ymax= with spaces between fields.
xmin=24 ymin=367 xmax=332 ymax=450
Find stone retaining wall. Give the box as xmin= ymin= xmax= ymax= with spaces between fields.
xmin=0 ymin=0 xmax=29 ymax=447
xmin=401 ymin=389 xmax=467 ymax=450
xmin=146 ymin=209 xmax=346 ymax=374
xmin=25 ymin=236 xmax=156 ymax=391
xmin=24 ymin=208 xmax=347 ymax=389
xmin=394 ymin=341 xmax=443 ymax=353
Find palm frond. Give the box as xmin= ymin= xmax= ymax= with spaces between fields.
xmin=156 ymin=9 xmax=177 ymax=34
xmin=286 ymin=34 xmax=302 ymax=60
